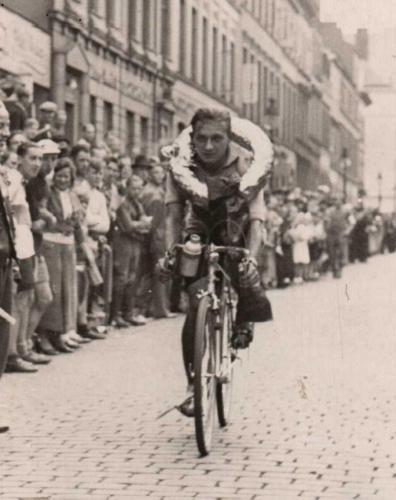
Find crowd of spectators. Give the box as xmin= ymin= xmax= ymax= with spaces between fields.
xmin=0 ymin=80 xmax=393 ymax=375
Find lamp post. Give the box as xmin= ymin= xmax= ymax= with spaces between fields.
xmin=341 ymin=148 xmax=352 ymax=203
xmin=377 ymin=171 xmax=383 ymax=209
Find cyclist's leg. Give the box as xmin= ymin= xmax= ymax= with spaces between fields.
xmin=229 ymin=259 xmax=255 ymax=349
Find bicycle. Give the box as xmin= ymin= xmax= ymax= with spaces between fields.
xmin=172 ymin=242 xmax=249 ymax=456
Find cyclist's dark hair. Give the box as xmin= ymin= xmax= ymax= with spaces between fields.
xmin=190 ymin=108 xmax=231 ymax=136
xmin=70 ymin=144 xmax=89 ymax=159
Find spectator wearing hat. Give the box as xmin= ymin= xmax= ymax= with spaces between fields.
xmin=34 ymin=101 xmax=57 ymax=141
xmin=133 ymin=154 xmax=152 ymax=184
xmin=39 ymin=101 xmax=57 ymax=129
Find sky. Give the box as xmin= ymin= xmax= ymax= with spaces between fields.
xmin=320 ymin=0 xmax=396 ymax=35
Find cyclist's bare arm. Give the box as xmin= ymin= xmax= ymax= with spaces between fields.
xmin=247 ymin=188 xmax=266 ymax=262
xmin=247 ymin=220 xmax=262 ymax=261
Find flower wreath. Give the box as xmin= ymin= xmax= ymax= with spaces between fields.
xmin=163 ymin=117 xmax=273 ymax=205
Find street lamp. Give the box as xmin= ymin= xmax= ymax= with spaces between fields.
xmin=377 ymin=171 xmax=383 ymax=209
xmin=340 ymin=148 xmax=352 ymax=202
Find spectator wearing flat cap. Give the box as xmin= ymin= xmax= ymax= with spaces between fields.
xmin=34 ymin=101 xmax=58 ymax=141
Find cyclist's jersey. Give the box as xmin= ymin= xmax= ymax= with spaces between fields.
xmin=165 ymin=141 xmax=266 ymax=245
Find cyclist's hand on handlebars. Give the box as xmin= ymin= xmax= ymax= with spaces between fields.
xmin=156 ymin=253 xmax=174 ymax=282
xmin=238 ymin=256 xmax=259 ymax=288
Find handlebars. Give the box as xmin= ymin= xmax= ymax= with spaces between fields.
xmin=172 ymin=242 xmax=250 ymax=259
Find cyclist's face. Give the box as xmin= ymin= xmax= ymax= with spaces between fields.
xmin=192 ymin=121 xmax=229 ymax=167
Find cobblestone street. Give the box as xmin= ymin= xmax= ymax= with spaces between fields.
xmin=1 ymin=254 xmax=396 ymax=500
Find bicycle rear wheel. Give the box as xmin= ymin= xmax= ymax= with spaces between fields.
xmin=193 ymin=294 xmax=217 ymax=456
xmin=216 ymin=298 xmax=234 ymax=427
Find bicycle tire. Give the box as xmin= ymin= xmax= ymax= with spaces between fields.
xmin=193 ymin=294 xmax=217 ymax=456
xmin=216 ymin=297 xmax=234 ymax=427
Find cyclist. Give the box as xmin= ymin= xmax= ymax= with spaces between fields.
xmin=159 ymin=108 xmax=273 ymax=415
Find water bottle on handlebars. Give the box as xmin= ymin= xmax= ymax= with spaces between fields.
xmin=179 ymin=234 xmax=202 ymax=278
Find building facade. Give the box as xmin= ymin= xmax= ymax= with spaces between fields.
xmin=2 ymin=0 xmax=368 ymax=199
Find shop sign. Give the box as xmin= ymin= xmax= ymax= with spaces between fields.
xmin=90 ymin=56 xmax=152 ymax=106
xmin=0 ymin=7 xmax=50 ymax=88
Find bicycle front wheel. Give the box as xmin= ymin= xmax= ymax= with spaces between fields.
xmin=216 ymin=299 xmax=234 ymax=427
xmin=193 ymin=294 xmax=217 ymax=456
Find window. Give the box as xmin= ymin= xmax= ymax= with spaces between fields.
xmin=221 ymin=35 xmax=227 ymax=98
xmin=179 ymin=0 xmax=186 ymax=75
xmin=142 ymin=0 xmax=152 ymax=49
xmin=89 ymin=96 xmax=97 ymax=126
xmin=212 ymin=27 xmax=218 ymax=94
xmin=230 ymin=42 xmax=235 ymax=102
xmin=128 ymin=0 xmax=141 ymax=42
xmin=242 ymin=48 xmax=248 ymax=117
xmin=126 ymin=111 xmax=135 ymax=155
xmin=161 ymin=0 xmax=171 ymax=59
xmin=257 ymin=61 xmax=262 ymax=124
xmin=103 ymin=101 xmax=113 ymax=135
xmin=263 ymin=65 xmax=268 ymax=114
xmin=191 ymin=8 xmax=198 ymax=82
xmin=140 ymin=116 xmax=149 ymax=153
xmin=106 ymin=0 xmax=121 ymax=28
xmin=202 ymin=17 xmax=209 ymax=88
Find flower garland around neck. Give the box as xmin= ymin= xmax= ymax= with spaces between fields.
xmin=162 ymin=117 xmax=274 ymax=206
